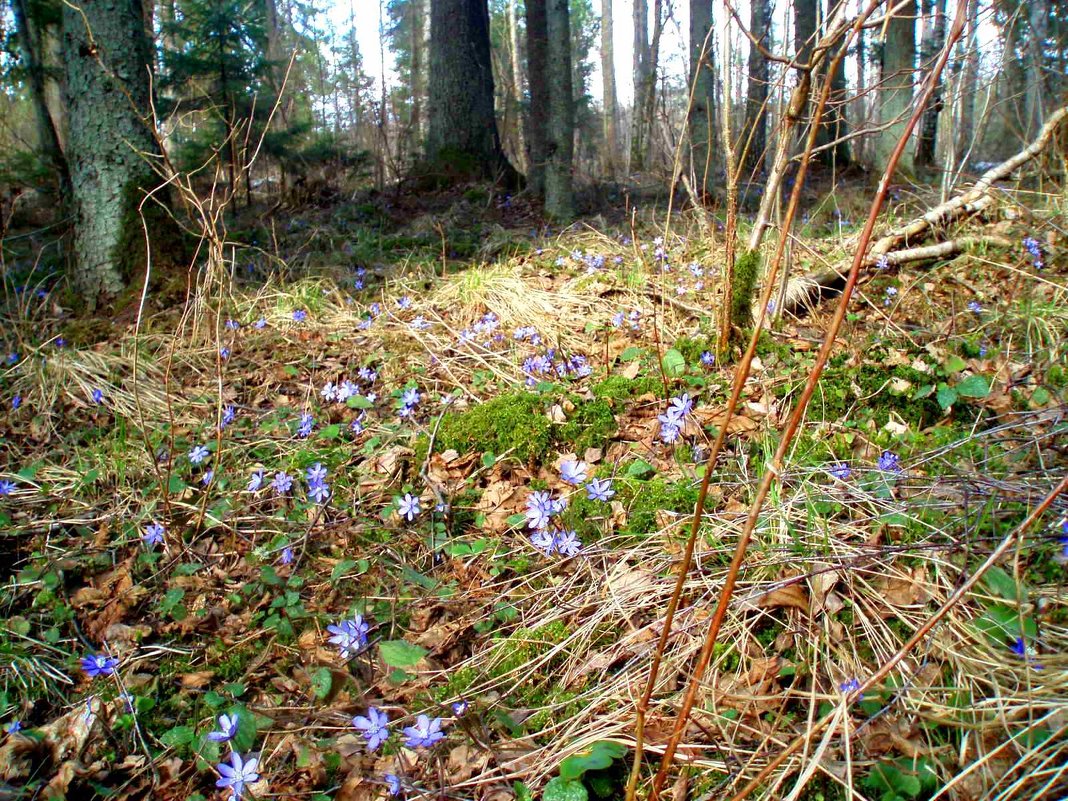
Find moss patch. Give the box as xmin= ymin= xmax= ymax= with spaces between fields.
xmin=437 ymin=392 xmax=555 ymax=463
xmin=618 ymin=477 xmax=701 ymax=536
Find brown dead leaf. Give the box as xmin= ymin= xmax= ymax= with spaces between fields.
xmin=694 ymin=407 xmax=760 ymax=434
xmin=874 ymin=565 xmax=930 ymax=611
xmin=621 ymin=359 xmax=642 ymax=379
xmin=741 ymin=582 xmax=809 ymax=612
xmin=446 ymin=742 xmax=490 ymax=783
xmin=180 ymin=670 xmax=215 ymax=689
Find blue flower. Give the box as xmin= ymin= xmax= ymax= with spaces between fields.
xmin=525 ymin=491 xmax=556 ymax=530
xmin=352 ymin=707 xmax=391 ymax=751
xmin=560 ymin=460 xmax=588 ymax=485
xmin=143 ymin=522 xmax=165 ymax=548
xmin=877 ymin=450 xmax=901 ymax=472
xmin=451 ymin=700 xmax=468 ymax=716
xmin=221 ymin=405 xmax=236 ymax=428
xmin=0 ymin=480 xmax=16 ymax=496
xmin=700 ymin=351 xmax=715 ymax=367
xmin=327 ymin=616 xmax=370 ymax=659
xmin=6 ymin=353 xmax=18 ymax=365
xmin=247 ymin=471 xmax=264 ymax=492
xmin=308 ymin=482 xmax=331 ymax=504
xmin=402 ymin=714 xmax=444 ymax=749
xmin=828 ymin=463 xmax=851 ymax=480
xmin=11 ymin=395 xmax=21 ymax=410
xmin=215 ymin=751 xmax=260 ymax=800
xmin=80 ymin=654 xmax=119 ymax=678
xmin=5 ymin=720 xmax=23 ymax=734
xmin=208 ymin=713 xmax=240 ymax=742
xmin=297 ymin=412 xmax=314 ymax=438
xmin=225 ymin=319 xmax=240 ymax=330
xmin=401 ymin=387 xmax=420 ymax=408
xmin=271 ymin=472 xmax=293 ymax=496
xmin=385 ymin=774 xmax=402 ymax=796
xmin=1009 ymin=636 xmax=1043 ymax=669
xmin=292 ymin=309 xmax=307 ymax=322
xmin=666 ymin=394 xmax=694 ymax=421
xmin=202 ymin=470 xmax=214 ymax=486
xmin=306 ymin=463 xmax=328 ymax=483
xmin=659 ymin=421 xmax=681 ymax=444
xmin=397 ymin=493 xmax=421 ymax=521
xmin=321 ymin=382 xmax=338 ymax=402
xmin=531 ymin=529 xmax=555 ymax=554
xmin=839 ymin=677 xmax=862 ymax=694
xmin=55 ymin=338 xmax=65 ymax=348
xmin=585 ymin=478 xmax=615 ymax=502
xmin=397 ymin=296 xmax=412 ymax=310
xmin=189 ymin=445 xmax=211 ymax=465
xmin=220 ymin=347 xmax=230 ymax=360
xmin=91 ymin=388 xmax=104 ymax=404
xmin=553 ymin=529 xmax=582 ymax=557
xmin=279 ymin=546 xmax=294 ymax=565
xmin=254 ymin=317 xmax=267 ymax=329
xmin=875 ymin=255 xmax=890 ymax=270
xmin=350 ymin=418 xmax=365 ymax=435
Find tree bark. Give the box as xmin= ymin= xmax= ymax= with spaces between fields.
xmin=742 ymin=0 xmax=769 ymax=177
xmin=957 ymin=0 xmax=978 ymax=150
xmin=915 ymin=0 xmax=947 ymax=168
xmin=600 ymin=0 xmax=619 ymax=178
xmin=630 ymin=0 xmax=649 ymax=169
xmin=688 ymin=0 xmax=718 ymax=191
xmin=1024 ymin=0 xmax=1049 ymax=138
xmin=877 ymin=0 xmax=917 ymax=177
xmin=426 ymin=0 xmax=514 ymax=181
xmin=62 ymin=0 xmax=176 ymax=306
xmin=544 ymin=0 xmax=573 ymax=219
xmin=823 ymin=0 xmax=850 ymax=167
xmin=526 ymin=0 xmax=549 ymax=194
xmin=12 ymin=0 xmax=70 ymax=197
xmin=507 ymin=0 xmax=526 ymax=171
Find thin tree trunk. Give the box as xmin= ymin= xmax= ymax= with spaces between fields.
xmin=544 ymin=0 xmax=573 ymax=218
xmin=823 ymin=0 xmax=850 ymax=166
xmin=916 ymin=0 xmax=946 ymax=168
xmin=601 ymin=0 xmax=618 ymax=178
xmin=630 ymin=0 xmax=649 ymax=169
xmin=62 ymin=0 xmax=176 ymax=305
xmin=957 ymin=0 xmax=978 ymax=150
xmin=526 ymin=0 xmax=549 ymax=194
xmin=743 ymin=0 xmax=770 ymax=177
xmin=411 ymin=0 xmax=425 ymax=145
xmin=1024 ymin=0 xmax=1049 ymax=138
xmin=877 ymin=0 xmax=917 ymax=176
xmin=507 ymin=0 xmax=526 ymax=171
xmin=12 ymin=0 xmax=69 ymax=197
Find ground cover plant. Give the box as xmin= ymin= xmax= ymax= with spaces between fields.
xmin=1 ymin=175 xmax=1066 ymax=801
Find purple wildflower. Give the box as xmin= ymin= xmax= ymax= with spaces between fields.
xmin=352 ymin=707 xmax=391 ymax=751
xmin=402 ymin=714 xmax=444 ymax=749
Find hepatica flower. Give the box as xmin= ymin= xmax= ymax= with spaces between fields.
xmin=279 ymin=546 xmax=294 ymax=565
xmin=143 ymin=521 xmax=165 ymax=548
xmin=586 ymin=478 xmax=615 ymax=502
xmin=385 ymin=774 xmax=402 ymax=796
xmin=91 ymin=388 xmax=104 ymax=404
xmin=216 ymin=751 xmax=260 ymax=800
xmin=221 ymin=405 xmax=236 ymax=428
xmin=189 ymin=444 xmax=211 ymax=465
xmin=659 ymin=393 xmax=693 ymax=444
xmin=271 ymin=471 xmax=294 ymax=496
xmin=525 ymin=491 xmax=556 ymax=530
xmin=308 ymin=482 xmax=331 ymax=504
xmin=877 ymin=450 xmax=902 ymax=473
xmin=247 ymin=471 xmax=264 ymax=492
xmin=306 ymin=463 xmax=328 ymax=483
xmin=4 ymin=720 xmax=22 ymax=734
xmin=297 ymin=412 xmax=315 ymax=438
xmin=403 ymin=714 xmax=445 ymax=749
xmin=1023 ymin=236 xmax=1044 ymax=269
xmin=254 ymin=317 xmax=267 ymax=329
xmin=292 ymin=309 xmax=307 ymax=322
xmin=559 ymin=460 xmax=588 ymax=485
xmin=828 ymin=462 xmax=851 ymax=481
xmin=352 ymin=707 xmax=390 ymax=751
xmin=700 ymin=351 xmax=715 ymax=368
xmin=397 ymin=493 xmax=421 ymax=521
xmin=967 ymin=300 xmax=982 ymax=314
xmin=553 ymin=529 xmax=582 ymax=557
xmin=81 ymin=653 xmax=119 ymax=678
xmin=397 ymin=296 xmax=412 ymax=310
xmin=530 ymin=529 xmax=555 ymax=554
xmin=208 ymin=713 xmax=240 ymax=742
xmin=327 ymin=615 xmax=370 ymax=659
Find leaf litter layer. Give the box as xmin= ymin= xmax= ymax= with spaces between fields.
xmin=0 ymin=194 xmax=1066 ymax=801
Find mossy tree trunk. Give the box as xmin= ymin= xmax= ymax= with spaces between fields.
xmin=62 ymin=0 xmax=172 ymax=306
xmin=544 ymin=0 xmax=574 ymax=220
xmin=426 ymin=0 xmax=515 ymax=182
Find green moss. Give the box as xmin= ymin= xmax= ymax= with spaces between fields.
xmin=672 ymin=336 xmax=716 ymax=365
xmin=591 ymin=374 xmax=659 ymax=402
xmin=437 ymin=392 xmax=554 ymax=463
xmin=798 ymin=363 xmax=947 ymax=428
xmin=557 ymin=397 xmax=618 ymax=455
xmin=618 ymin=477 xmax=701 ymax=536
xmin=730 ymin=249 xmax=762 ymax=331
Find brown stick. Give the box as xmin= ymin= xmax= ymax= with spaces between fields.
xmin=647 ymin=2 xmax=968 ymax=797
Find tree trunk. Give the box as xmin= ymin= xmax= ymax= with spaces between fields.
xmin=544 ymin=0 xmax=573 ymax=219
xmin=600 ymin=0 xmax=619 ymax=178
xmin=823 ymin=0 xmax=850 ymax=167
xmin=957 ymin=0 xmax=978 ymax=150
xmin=12 ymin=0 xmax=69 ymax=197
xmin=1024 ymin=0 xmax=1049 ymax=138
xmin=688 ymin=0 xmax=718 ymax=191
xmin=877 ymin=0 xmax=917 ymax=177
xmin=426 ymin=0 xmax=514 ymax=182
xmin=915 ymin=0 xmax=946 ymax=168
xmin=411 ymin=0 xmax=426 ymax=145
xmin=62 ymin=0 xmax=176 ymax=306
xmin=630 ymin=0 xmax=649 ymax=169
xmin=507 ymin=0 xmax=526 ymax=171
xmin=742 ymin=0 xmax=769 ymax=177
xmin=793 ymin=0 xmax=829 ymax=160
xmin=526 ymin=0 xmax=549 ymax=194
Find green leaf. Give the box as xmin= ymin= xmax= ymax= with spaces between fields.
xmin=260 ymin=566 xmax=283 ymax=586
xmin=943 ymin=354 xmax=967 ymax=374
xmin=936 ymin=385 xmax=958 ymax=411
xmin=912 ymin=384 xmax=934 ymax=400
xmin=663 ymin=348 xmax=687 ymax=377
xmin=330 ymin=559 xmax=359 ymax=584
xmin=514 ymin=781 xmax=534 ymax=801
xmin=346 ymin=395 xmax=374 ymax=409
xmin=482 ymin=451 xmax=497 ymax=468
xmin=505 ymin=513 xmax=527 ymax=528
xmin=230 ymin=706 xmax=258 ymax=752
xmin=619 ymin=346 xmax=642 ymax=361
xmin=160 ymin=725 xmax=195 ymax=747
xmin=955 ymin=374 xmax=991 ymax=398
xmin=168 ymin=474 xmax=188 ymax=494
xmin=558 ymin=741 xmax=627 ymax=781
xmin=310 ymin=667 xmax=333 ymax=700
xmin=971 ymin=604 xmax=1037 ymax=645
xmin=625 ymin=459 xmax=655 ymax=479
xmin=981 ymin=565 xmax=1021 ymax=603
xmin=543 ymin=777 xmax=588 ymax=801
xmin=378 ymin=639 xmax=428 ymax=667
xmin=318 ymin=424 xmax=341 ymax=440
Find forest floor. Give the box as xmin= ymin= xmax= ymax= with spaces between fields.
xmin=1 ymin=178 xmax=1067 ymax=801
